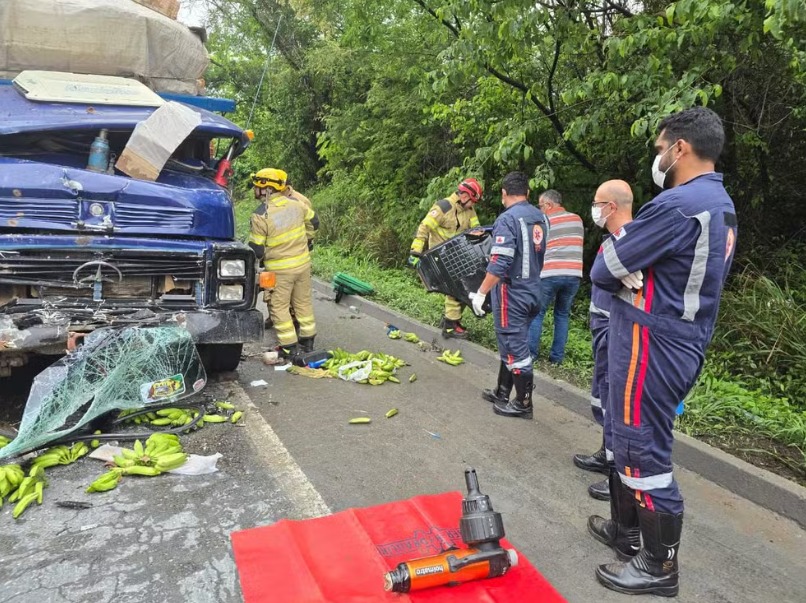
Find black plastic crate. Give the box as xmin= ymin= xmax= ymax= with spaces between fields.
xmin=417 ymin=227 xmax=493 ymax=312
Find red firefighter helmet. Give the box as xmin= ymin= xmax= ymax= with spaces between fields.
xmin=457 ymin=177 xmax=483 ymax=203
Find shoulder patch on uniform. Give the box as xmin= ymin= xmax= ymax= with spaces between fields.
xmin=429 ymin=209 xmax=440 ymax=218
xmin=436 ymin=198 xmax=452 ymax=213
xmin=613 ymin=226 xmax=626 ymax=241
xmin=725 ymin=228 xmax=736 ymax=261
xmin=495 ymin=236 xmax=506 ymax=244
xmin=532 ymin=224 xmax=544 ymax=250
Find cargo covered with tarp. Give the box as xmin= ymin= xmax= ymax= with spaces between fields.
xmin=0 ymin=0 xmax=208 ymax=95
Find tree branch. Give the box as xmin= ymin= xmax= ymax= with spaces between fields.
xmin=410 ymin=0 xmax=597 ymax=173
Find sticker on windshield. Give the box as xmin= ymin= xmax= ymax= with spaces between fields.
xmin=140 ymin=374 xmax=186 ymax=403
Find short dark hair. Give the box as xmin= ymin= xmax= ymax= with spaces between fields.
xmin=501 ymin=172 xmax=530 ymax=197
xmin=658 ymin=106 xmax=725 ymax=163
xmin=539 ymin=189 xmax=562 ymax=206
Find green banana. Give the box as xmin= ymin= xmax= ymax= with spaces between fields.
xmin=215 ymin=401 xmax=236 ymax=410
xmin=154 ymin=453 xmax=187 ymax=472
xmin=202 ymin=414 xmax=227 ymax=423
xmin=385 ymin=408 xmax=399 ymax=418
xmin=86 ymin=470 xmax=122 ymax=493
xmin=348 ymin=417 xmax=371 ymax=424
xmin=231 ymin=411 xmax=244 ymax=424
xmin=121 ymin=465 xmax=162 ymax=477
xmin=409 ymin=373 xmax=417 ymax=383
xmin=12 ymin=492 xmax=38 ymax=519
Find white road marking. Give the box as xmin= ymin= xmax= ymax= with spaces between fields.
xmin=229 ymin=383 xmax=331 ymax=519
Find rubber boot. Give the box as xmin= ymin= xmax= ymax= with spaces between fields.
xmin=573 ymin=436 xmax=610 ymax=474
xmin=441 ymin=317 xmax=469 ymax=340
xmin=596 ymin=506 xmax=683 ymax=597
xmin=588 ymin=469 xmax=640 ymax=560
xmin=482 ymin=362 xmax=513 ymax=405
xmin=299 ymin=336 xmax=315 ymax=353
xmin=493 ymin=371 xmax=533 ymax=419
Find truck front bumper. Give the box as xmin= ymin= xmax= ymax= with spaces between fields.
xmin=0 ymin=308 xmax=264 ymax=356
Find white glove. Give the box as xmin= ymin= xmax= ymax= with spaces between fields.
xmin=621 ymin=270 xmax=644 ymax=290
xmin=470 ymin=291 xmax=486 ymax=317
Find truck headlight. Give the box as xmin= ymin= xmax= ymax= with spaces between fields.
xmin=218 ymin=259 xmax=246 ymax=278
xmin=218 ymin=284 xmax=244 ymax=301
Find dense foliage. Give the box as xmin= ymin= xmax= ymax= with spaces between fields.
xmin=216 ymin=0 xmax=805 ymax=475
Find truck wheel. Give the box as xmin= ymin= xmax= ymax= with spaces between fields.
xmin=197 ymin=343 xmax=243 ymax=373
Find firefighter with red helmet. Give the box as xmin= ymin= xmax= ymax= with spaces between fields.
xmin=408 ymin=177 xmax=483 ymax=339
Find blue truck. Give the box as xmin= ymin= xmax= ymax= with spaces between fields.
xmin=0 ymin=78 xmax=262 ymax=376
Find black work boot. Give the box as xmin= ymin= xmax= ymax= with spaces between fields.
xmin=573 ymin=436 xmax=610 ymax=474
xmin=588 ymin=469 xmax=640 ymax=561
xmin=596 ymin=506 xmax=683 ymax=597
xmin=298 ymin=336 xmax=316 ymax=353
xmin=588 ymin=475 xmax=611 ymax=501
xmin=441 ymin=317 xmax=469 ymax=340
xmin=482 ymin=362 xmax=513 ymax=405
xmin=493 ymin=371 xmax=533 ymax=419
xmin=279 ymin=343 xmax=299 ymax=361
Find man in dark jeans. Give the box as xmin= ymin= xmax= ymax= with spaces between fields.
xmin=528 ymin=190 xmax=584 ymax=363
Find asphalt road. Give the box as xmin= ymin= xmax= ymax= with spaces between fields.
xmin=0 ymin=289 xmax=804 ymax=603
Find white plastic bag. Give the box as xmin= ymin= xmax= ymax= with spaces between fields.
xmin=337 ymin=360 xmax=372 ymax=383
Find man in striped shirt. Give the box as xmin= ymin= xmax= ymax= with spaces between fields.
xmin=527 ymin=190 xmax=584 ymax=363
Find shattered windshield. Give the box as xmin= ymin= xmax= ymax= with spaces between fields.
xmin=0 ymin=325 xmax=206 ymax=459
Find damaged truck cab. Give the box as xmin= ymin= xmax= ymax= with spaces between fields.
xmin=0 ymin=76 xmax=262 ymax=375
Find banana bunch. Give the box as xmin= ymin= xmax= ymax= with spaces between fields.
xmin=121 ymin=402 xmax=244 ymax=430
xmin=323 ymin=348 xmax=407 ymax=385
xmin=7 ymin=465 xmax=47 ymax=519
xmin=86 ymin=469 xmax=123 ymax=493
xmin=0 ymin=435 xmax=11 ymax=449
xmin=88 ymin=433 xmax=188 ymax=494
xmin=31 ymin=442 xmax=89 ymax=470
xmin=0 ymin=464 xmax=25 ymax=502
xmin=437 ymin=349 xmax=464 ymax=366
xmin=386 ymin=329 xmax=420 ymax=344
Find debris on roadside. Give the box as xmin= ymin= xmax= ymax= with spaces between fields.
xmin=348 ymin=417 xmax=372 ymax=425
xmin=250 ymin=379 xmax=269 ymax=387
xmin=385 ymin=409 xmax=399 ymax=419
xmin=332 ymin=272 xmax=374 ymax=303
xmin=313 ymin=348 xmax=407 ymax=386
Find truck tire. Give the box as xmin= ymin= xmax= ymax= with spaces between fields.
xmin=197 ymin=343 xmax=243 ymax=373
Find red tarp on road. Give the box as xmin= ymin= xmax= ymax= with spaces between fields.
xmin=231 ymin=491 xmax=568 ymax=603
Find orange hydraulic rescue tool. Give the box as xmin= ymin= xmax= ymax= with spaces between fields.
xmin=383 ymin=468 xmax=518 ymax=593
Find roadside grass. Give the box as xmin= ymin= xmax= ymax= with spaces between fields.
xmin=234 ymin=199 xmax=805 ymax=484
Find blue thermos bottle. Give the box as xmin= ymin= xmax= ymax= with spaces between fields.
xmin=87 ymin=129 xmax=110 ymax=173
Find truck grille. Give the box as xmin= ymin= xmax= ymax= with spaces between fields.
xmin=0 ymin=249 xmax=204 ymax=285
xmin=0 ymin=197 xmax=80 ymax=226
xmin=115 ymin=204 xmax=194 ymax=230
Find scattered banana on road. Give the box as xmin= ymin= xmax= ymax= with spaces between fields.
xmin=0 ymin=435 xmax=11 ymax=449
xmin=8 ymin=465 xmax=48 ymax=519
xmin=0 ymin=464 xmax=25 ymax=502
xmin=323 ymin=348 xmax=408 ymax=386
xmin=31 ymin=442 xmax=89 ymax=470
xmin=87 ymin=433 xmax=188 ymax=494
xmin=120 ymin=403 xmax=246 ymax=431
xmin=437 ymin=349 xmax=464 ymax=366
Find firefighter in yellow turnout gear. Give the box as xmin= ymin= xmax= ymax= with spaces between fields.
xmin=408 ymin=178 xmax=483 ymax=339
xmin=249 ymin=168 xmax=319 ymax=357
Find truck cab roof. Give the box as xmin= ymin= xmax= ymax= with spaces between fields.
xmin=0 ymin=84 xmax=249 ymax=147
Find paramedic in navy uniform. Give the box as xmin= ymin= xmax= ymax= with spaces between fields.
xmin=588 ymin=107 xmax=737 ymax=597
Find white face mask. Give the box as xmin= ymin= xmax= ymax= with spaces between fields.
xmin=652 ymin=142 xmax=680 ymax=189
xmin=591 ymin=205 xmax=609 ymax=228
